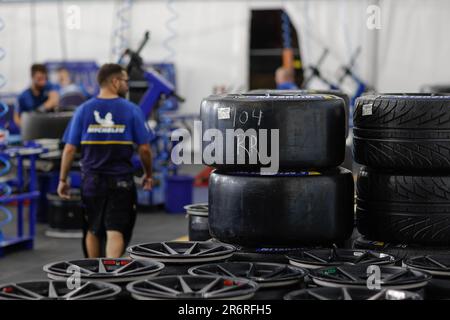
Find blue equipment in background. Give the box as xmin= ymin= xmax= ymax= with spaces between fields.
xmin=120 ymin=31 xmax=191 ymax=210
xmin=0 ymin=102 xmax=46 ymax=257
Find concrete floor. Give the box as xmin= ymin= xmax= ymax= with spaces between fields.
xmin=0 ymin=211 xmax=188 ymax=283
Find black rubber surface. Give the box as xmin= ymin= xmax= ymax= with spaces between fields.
xmin=248 ymin=89 xmax=350 ymax=137
xmin=353 ymin=236 xmax=450 ymax=261
xmin=353 ymin=94 xmax=450 ymax=170
xmin=200 ymin=93 xmax=346 ymax=170
xmin=20 ymin=111 xmax=73 ymax=141
xmin=209 ymin=168 xmax=354 ymax=247
xmin=356 ymin=167 xmax=450 ymax=245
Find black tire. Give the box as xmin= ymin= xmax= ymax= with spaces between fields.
xmin=209 ymin=168 xmax=354 ymax=247
xmin=353 ymin=94 xmax=450 ymax=170
xmin=248 ymin=89 xmax=350 ymax=138
xmin=21 ymin=111 xmax=74 ymax=141
xmin=356 ymin=167 xmax=450 ymax=245
xmin=47 ymin=189 xmax=83 ymax=230
xmin=353 ymin=236 xmax=450 ymax=261
xmin=200 ymin=93 xmax=346 ymax=171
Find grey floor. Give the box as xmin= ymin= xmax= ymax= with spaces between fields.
xmin=0 ymin=212 xmax=188 ymax=283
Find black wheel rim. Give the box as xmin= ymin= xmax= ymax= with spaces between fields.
xmin=284 ymin=287 xmax=422 ymax=300
xmin=127 ymin=241 xmax=235 ymax=263
xmin=286 ymin=248 xmax=397 ymax=269
xmin=309 ymin=265 xmax=431 ymax=290
xmin=0 ymin=281 xmax=121 ymax=300
xmin=127 ymin=275 xmax=258 ymax=300
xmin=404 ymin=254 xmax=450 ymax=277
xmin=43 ymin=258 xmax=164 ymax=282
xmin=188 ymin=262 xmax=307 ymax=287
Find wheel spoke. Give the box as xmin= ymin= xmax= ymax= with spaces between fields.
xmin=193 ymin=246 xmax=223 ymax=256
xmin=336 ymin=267 xmax=358 ymax=281
xmin=134 ymin=286 xmax=178 ymax=298
xmin=245 ymin=263 xmax=256 ymax=278
xmin=10 ymin=284 xmax=44 ymax=299
xmin=303 ymin=251 xmax=328 ymax=263
xmin=193 ymin=269 xmax=218 ymax=277
xmin=199 ymin=277 xmax=221 ymax=294
xmin=98 ymin=260 xmax=108 ymax=274
xmin=383 ymin=269 xmax=408 ymax=283
xmin=162 ymin=242 xmax=178 ymax=255
xmin=72 ymin=264 xmax=95 ymax=275
xmin=206 ymin=282 xmax=246 ymax=297
xmin=145 ymin=280 xmax=182 ymax=295
xmin=367 ymin=289 xmax=387 ymax=300
xmin=178 ymin=276 xmax=193 ymax=294
xmin=70 ymin=287 xmax=113 ymax=300
xmin=425 ymin=256 xmax=448 ymax=269
xmin=307 ymin=290 xmax=329 ymax=300
xmin=63 ymin=282 xmax=90 ymax=299
xmin=48 ymin=281 xmax=58 ymax=299
xmin=184 ymin=243 xmax=198 ymax=255
xmin=113 ymin=260 xmax=135 ymax=274
xmin=217 ymin=265 xmax=236 ymax=278
xmin=341 ymin=287 xmax=352 ymax=300
xmin=353 ymin=252 xmax=370 ymax=264
xmin=136 ymin=245 xmax=170 ymax=256
xmin=263 ymin=266 xmax=287 ymax=279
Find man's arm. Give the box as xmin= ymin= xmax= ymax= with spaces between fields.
xmin=43 ymin=90 xmax=59 ymax=111
xmin=137 ymin=143 xmax=153 ymax=190
xmin=57 ymin=143 xmax=77 ymax=199
xmin=13 ymin=111 xmax=21 ymax=127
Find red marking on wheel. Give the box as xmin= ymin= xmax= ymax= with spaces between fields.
xmin=223 ymin=280 xmax=234 ymax=286
xmin=2 ymin=287 xmax=13 ymax=293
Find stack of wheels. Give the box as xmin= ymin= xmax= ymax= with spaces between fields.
xmin=280 ymin=247 xmax=428 ymax=299
xmin=0 ymin=280 xmax=121 ymax=300
xmin=353 ymin=94 xmax=450 ymax=299
xmin=403 ymin=254 xmax=450 ymax=299
xmin=184 ymin=203 xmax=210 ymax=241
xmin=187 ymin=261 xmax=308 ymax=300
xmin=125 ymin=241 xmax=263 ymax=300
xmin=43 ymin=258 xmax=164 ymax=300
xmin=354 ymin=94 xmax=450 ymax=244
xmin=45 ymin=189 xmax=84 ymax=238
xmin=126 ymin=241 xmax=236 ymax=276
xmin=284 ymin=247 xmax=399 ymax=289
xmin=202 ymin=92 xmax=354 ymax=251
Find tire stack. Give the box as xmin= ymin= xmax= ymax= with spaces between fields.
xmin=353 ymin=94 xmax=450 ymax=253
xmin=201 ymin=92 xmax=354 ymax=248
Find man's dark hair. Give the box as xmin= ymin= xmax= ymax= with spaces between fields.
xmin=31 ymin=64 xmax=47 ymax=76
xmin=97 ymin=63 xmax=125 ymax=86
xmin=57 ymin=66 xmax=69 ymax=73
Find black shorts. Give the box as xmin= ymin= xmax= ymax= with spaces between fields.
xmin=81 ymin=173 xmax=137 ymax=244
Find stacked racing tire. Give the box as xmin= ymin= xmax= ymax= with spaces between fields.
xmin=201 ymin=91 xmax=354 ymax=247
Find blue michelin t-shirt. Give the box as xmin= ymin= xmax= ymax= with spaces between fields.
xmin=17 ymin=82 xmax=58 ymax=113
xmin=276 ymin=82 xmax=299 ymax=90
xmin=63 ymin=97 xmax=153 ymax=175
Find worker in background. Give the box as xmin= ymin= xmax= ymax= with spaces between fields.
xmin=56 ymin=67 xmax=90 ymax=98
xmin=275 ymin=66 xmax=298 ymax=90
xmin=58 ymin=63 xmax=153 ymax=258
xmin=14 ymin=64 xmax=59 ymax=126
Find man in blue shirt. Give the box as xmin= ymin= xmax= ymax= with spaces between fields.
xmin=58 ymin=63 xmax=153 ymax=258
xmin=14 ymin=64 xmax=59 ymax=126
xmin=275 ymin=66 xmax=299 ymax=90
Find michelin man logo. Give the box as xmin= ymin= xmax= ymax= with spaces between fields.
xmin=94 ymin=111 xmax=115 ymax=127
xmin=88 ymin=111 xmax=125 ymax=133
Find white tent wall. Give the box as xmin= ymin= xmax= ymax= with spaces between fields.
xmin=284 ymin=0 xmax=376 ymax=93
xmin=1 ymin=0 xmax=450 ymax=112
xmin=377 ymin=0 xmax=450 ymax=92
xmin=0 ymin=0 xmax=250 ymax=115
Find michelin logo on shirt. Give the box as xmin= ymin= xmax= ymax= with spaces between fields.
xmin=87 ymin=111 xmax=126 ymax=133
